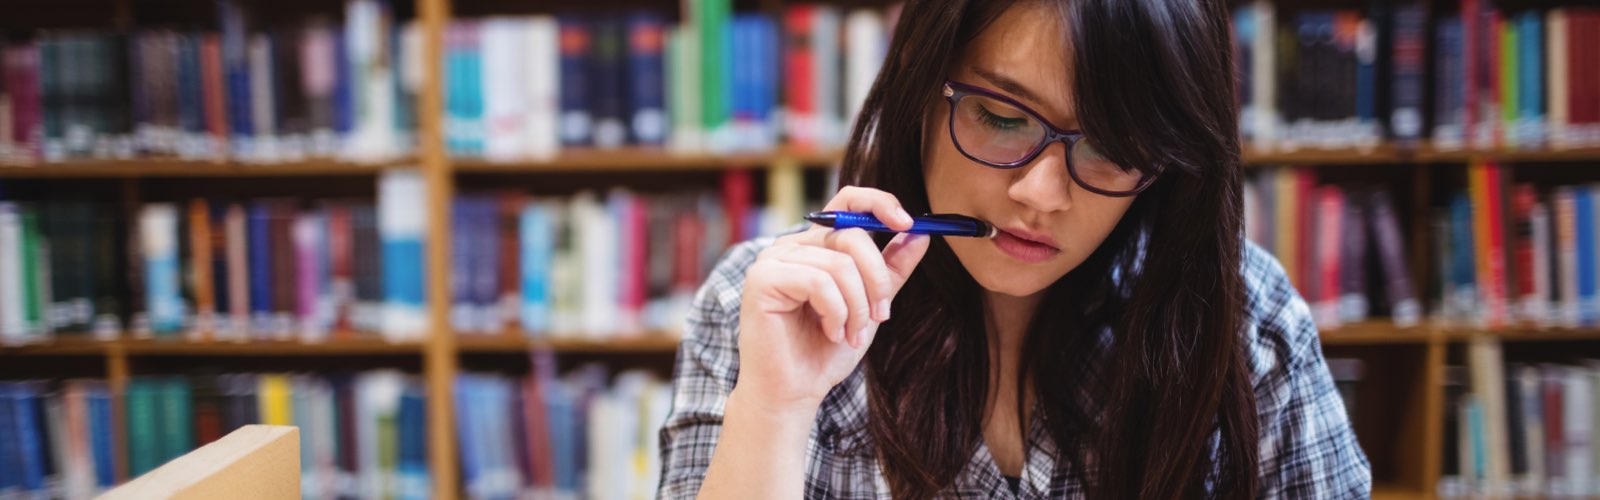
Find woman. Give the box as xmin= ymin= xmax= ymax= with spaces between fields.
xmin=659 ymin=0 xmax=1370 ymax=497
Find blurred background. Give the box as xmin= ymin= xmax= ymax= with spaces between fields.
xmin=0 ymin=0 xmax=1596 ymax=498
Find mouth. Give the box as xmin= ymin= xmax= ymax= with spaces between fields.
xmin=991 ymin=226 xmax=1061 ymax=263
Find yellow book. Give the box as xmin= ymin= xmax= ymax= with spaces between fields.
xmin=1273 ymin=168 xmax=1298 ymax=288
xmin=1468 ymin=160 xmax=1490 ymax=327
xmin=258 ymin=374 xmax=293 ymax=426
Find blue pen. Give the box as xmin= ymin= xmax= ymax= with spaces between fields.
xmin=804 ymin=211 xmax=997 ymax=238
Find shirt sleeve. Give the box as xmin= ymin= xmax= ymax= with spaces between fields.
xmin=655 ymin=240 xmax=763 ymax=499
xmin=1243 ymin=243 xmax=1372 ymax=499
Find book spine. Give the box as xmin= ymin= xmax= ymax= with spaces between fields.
xmin=590 ymin=16 xmax=627 ymax=149
xmin=1576 ymin=188 xmax=1595 ymax=326
xmin=1547 ymin=10 xmax=1568 ymax=149
xmin=627 ymin=12 xmax=667 ymax=147
xmin=519 ymin=201 xmax=552 ymax=336
xmin=1338 ymin=188 xmax=1367 ymax=323
xmin=557 ymin=17 xmax=591 ymax=147
xmin=1554 ymin=188 xmax=1580 ymax=327
xmin=1315 ymin=186 xmax=1343 ymax=328
xmin=378 ymin=169 xmax=427 ymax=341
xmin=784 ymin=6 xmax=815 ymax=149
xmin=141 ymin=204 xmax=183 ymax=335
xmin=1511 ymin=184 xmax=1538 ymax=325
xmin=1390 ymin=4 xmax=1425 ymax=143
xmin=188 ymin=199 xmax=215 ymax=339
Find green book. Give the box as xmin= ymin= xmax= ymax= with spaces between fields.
xmin=668 ymin=25 xmax=702 ymax=149
xmin=696 ymin=0 xmax=730 ymax=147
xmin=19 ymin=204 xmax=45 ymax=336
xmin=160 ymin=377 xmax=193 ymax=463
xmin=1500 ymin=21 xmax=1517 ymax=130
xmin=125 ymin=379 xmax=159 ymax=476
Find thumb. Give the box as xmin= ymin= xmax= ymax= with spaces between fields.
xmin=882 ymin=233 xmax=931 ymax=294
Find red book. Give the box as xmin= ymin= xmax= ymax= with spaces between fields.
xmin=1462 ymin=0 xmax=1479 ymax=148
xmin=325 ymin=202 xmax=353 ymax=335
xmin=188 ymin=199 xmax=215 ymax=340
xmin=1542 ymin=370 xmax=1565 ymax=475
xmin=1485 ymin=162 xmax=1509 ymax=327
xmin=1295 ymin=169 xmax=1317 ymax=303
xmin=1316 ymin=186 xmax=1344 ymax=328
xmin=1511 ymin=183 xmax=1537 ymax=324
xmin=722 ymin=169 xmax=753 ymax=247
xmin=497 ymin=193 xmax=523 ymax=333
xmin=672 ymin=211 xmax=705 ymax=292
xmin=784 ymin=5 xmax=817 ymax=148
xmin=4 ymin=43 xmax=41 ymax=161
xmin=622 ymin=196 xmax=649 ymax=333
xmin=199 ymin=34 xmax=228 ymax=155
xmin=522 ymin=375 xmax=554 ymax=489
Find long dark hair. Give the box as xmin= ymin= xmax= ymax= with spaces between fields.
xmin=841 ymin=0 xmax=1257 ymax=497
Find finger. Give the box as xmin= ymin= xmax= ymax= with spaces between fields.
xmin=823 ymin=186 xmax=914 ymax=231
xmin=772 ymin=245 xmax=874 ymax=346
xmin=823 ymin=228 xmax=895 ymax=322
xmin=764 ymin=261 xmax=849 ymax=343
xmin=882 ymin=233 xmax=932 ymax=294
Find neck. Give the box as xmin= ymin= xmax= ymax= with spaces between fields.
xmin=982 ymin=289 xmax=1042 ymax=357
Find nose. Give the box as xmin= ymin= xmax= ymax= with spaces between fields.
xmin=1006 ymin=140 xmax=1073 ymax=213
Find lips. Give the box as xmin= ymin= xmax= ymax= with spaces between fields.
xmin=992 ymin=227 xmax=1061 ymax=263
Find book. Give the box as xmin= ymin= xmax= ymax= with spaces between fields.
xmin=378 ymin=169 xmax=426 ymax=341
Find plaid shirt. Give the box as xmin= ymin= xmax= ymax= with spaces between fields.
xmin=657 ymin=235 xmax=1371 ymax=499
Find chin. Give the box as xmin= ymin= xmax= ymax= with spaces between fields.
xmin=961 ymin=257 xmax=1066 ymax=298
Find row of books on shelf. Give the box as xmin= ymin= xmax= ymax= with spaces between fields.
xmin=1230 ymin=1 xmax=1600 ymax=152
xmin=1439 ymin=339 xmax=1600 ymax=497
xmin=0 ymin=371 xmax=430 ymax=500
xmin=1243 ymin=171 xmax=1421 ymax=330
xmin=0 ymin=167 xmax=800 ymax=346
xmin=0 ymin=363 xmax=672 ymax=500
xmin=1433 ymin=162 xmax=1600 ymax=329
xmin=448 ymin=169 xmax=802 ymax=338
xmin=0 ymin=169 xmax=428 ymax=345
xmin=454 ymin=360 xmax=670 ymax=500
xmin=0 ymin=0 xmax=898 ymax=166
xmin=0 ymin=0 xmax=416 ymax=165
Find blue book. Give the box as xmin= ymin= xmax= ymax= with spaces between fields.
xmin=248 ymin=202 xmax=273 ymax=335
xmin=332 ymin=30 xmax=353 ymax=138
xmin=453 ymin=376 xmax=484 ymax=498
xmin=1578 ymin=188 xmax=1596 ymax=325
xmin=1450 ymin=192 xmax=1477 ymax=316
xmin=519 ymin=202 xmax=554 ymax=335
xmin=627 ymin=12 xmax=667 ymax=146
xmin=178 ymin=33 xmax=206 ymax=138
xmin=1355 ymin=12 xmax=1377 ymax=127
xmin=145 ymin=205 xmax=184 ymax=335
xmin=379 ymin=171 xmax=426 ymax=339
xmin=1516 ymin=11 xmax=1542 ymax=145
xmin=729 ymin=17 xmax=750 ymax=148
xmin=0 ymin=383 xmax=17 ymax=495
xmin=470 ymin=200 xmax=498 ymax=333
xmin=545 ymin=380 xmax=576 ymax=495
xmin=558 ymin=15 xmax=593 ymax=147
xmin=87 ymin=382 xmax=114 ymax=489
xmin=10 ymin=383 xmax=44 ymax=496
xmin=755 ymin=16 xmax=778 ymax=145
xmin=591 ymin=15 xmax=628 ymax=148
xmin=1465 ymin=395 xmax=1486 ymax=483
xmin=450 ymin=198 xmax=474 ymax=332
xmin=219 ymin=0 xmax=253 ymax=154
xmin=396 ymin=382 xmax=429 ymax=500
xmin=1390 ymin=4 xmax=1426 ymax=142
xmin=1433 ymin=19 xmax=1465 ymax=145
xmin=160 ymin=377 xmax=193 ymax=463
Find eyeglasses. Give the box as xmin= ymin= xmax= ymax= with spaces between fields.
xmin=942 ymin=80 xmax=1156 ymax=197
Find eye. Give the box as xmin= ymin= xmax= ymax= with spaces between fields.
xmin=975 ymin=103 xmax=1029 ymax=131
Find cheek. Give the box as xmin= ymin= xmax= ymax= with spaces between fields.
xmin=922 ymin=122 xmax=1007 ymax=215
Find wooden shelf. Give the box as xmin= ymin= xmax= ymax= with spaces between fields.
xmin=1242 ymin=142 xmax=1600 ymax=165
xmin=0 ymin=336 xmax=423 ymax=356
xmin=452 ymin=147 xmax=843 ymax=172
xmin=1370 ymin=484 xmax=1426 ymax=500
xmin=1320 ymin=321 xmax=1434 ymax=345
xmin=1244 ymin=143 xmax=1405 ymax=165
xmin=1442 ymin=326 xmax=1600 ymax=342
xmin=1415 ymin=145 xmax=1600 ymax=163
xmin=0 ymin=158 xmax=413 ymax=177
xmin=456 ymin=333 xmax=681 ymax=354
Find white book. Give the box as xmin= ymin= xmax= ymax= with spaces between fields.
xmin=293 ymin=213 xmax=330 ymax=342
xmin=1565 ymin=367 xmax=1592 ymax=496
xmin=812 ymin=6 xmax=843 ymax=148
xmin=1587 ymin=361 xmax=1600 ymax=496
xmin=1554 ymin=188 xmax=1580 ymax=328
xmin=1528 ymin=202 xmax=1552 ymax=327
xmin=346 ymin=0 xmax=398 ymax=162
xmin=843 ymin=9 xmax=885 ymax=130
xmin=523 ymin=16 xmax=560 ymax=161
xmin=482 ymin=18 xmax=529 ymax=162
xmin=574 ymin=192 xmax=617 ymax=338
xmin=378 ymin=169 xmax=428 ymax=341
xmin=355 ymin=371 xmax=401 ymax=499
xmin=1519 ymin=365 xmax=1546 ymax=496
xmin=1467 ymin=336 xmax=1512 ymax=497
xmin=398 ymin=21 xmax=425 ymax=154
xmin=611 ymin=190 xmax=644 ymax=335
xmin=248 ymin=34 xmax=277 ymax=163
xmin=1248 ymin=0 xmax=1279 ymax=150
xmin=301 ymin=22 xmax=340 ymax=158
xmin=587 ymin=392 xmax=627 ymax=500
xmin=0 ymin=204 xmax=25 ymax=342
xmin=141 ymin=204 xmax=184 ymax=334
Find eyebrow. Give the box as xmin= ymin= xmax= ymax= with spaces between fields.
xmin=970 ymin=66 xmax=1046 ymax=109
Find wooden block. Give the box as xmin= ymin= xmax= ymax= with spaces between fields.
xmin=101 ymin=425 xmax=300 ymax=500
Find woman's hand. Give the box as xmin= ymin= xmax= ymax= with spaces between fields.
xmin=735 ymin=186 xmax=932 ymax=414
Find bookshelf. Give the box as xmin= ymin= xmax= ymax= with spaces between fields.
xmin=1 ymin=0 xmax=1598 ymax=498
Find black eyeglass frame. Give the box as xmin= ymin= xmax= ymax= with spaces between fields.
xmin=942 ymin=80 xmax=1158 ymax=197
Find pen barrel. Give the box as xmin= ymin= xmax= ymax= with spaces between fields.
xmin=825 ymin=212 xmax=983 ymax=237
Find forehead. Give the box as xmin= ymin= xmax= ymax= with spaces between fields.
xmin=956 ymin=2 xmax=1075 ymax=119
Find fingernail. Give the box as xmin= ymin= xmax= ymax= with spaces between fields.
xmin=876 ymin=299 xmax=891 ymax=321
xmin=895 ymin=207 xmax=912 ymax=224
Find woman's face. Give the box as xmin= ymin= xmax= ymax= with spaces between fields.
xmin=923 ymin=1 xmax=1137 ymax=299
